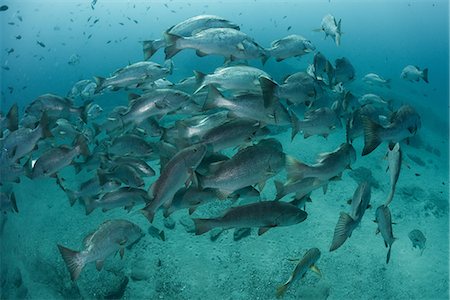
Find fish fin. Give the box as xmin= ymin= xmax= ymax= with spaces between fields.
xmin=119 ymin=248 xmax=125 ymax=259
xmin=66 ymin=189 xmax=78 ymax=207
xmin=335 ymin=19 xmax=342 ymax=46
xmin=275 ymin=283 xmax=288 ymax=298
xmin=193 ymin=70 xmax=206 ymax=86
xmin=128 ymin=93 xmax=140 ymax=104
xmin=285 ymin=155 xmax=308 ymax=182
xmin=195 ymin=49 xmax=208 ymax=57
xmin=141 ymin=203 xmax=155 ymax=223
xmin=57 ymin=244 xmax=84 ymax=281
xmin=274 ymin=180 xmax=285 ymax=201
xmin=310 ymin=265 xmax=322 ymax=277
xmin=142 ymin=39 xmax=159 ymax=60
xmin=259 ymin=76 xmax=277 ymax=108
xmin=203 ymin=85 xmax=224 ymax=111
xmin=124 ymin=203 xmax=134 ymax=212
xmin=258 ymin=227 xmax=271 ymax=235
xmin=257 ymin=180 xmax=266 ymax=192
xmin=93 ymin=76 xmax=106 ymax=93
xmin=96 ymin=260 xmax=104 ymax=271
xmin=83 ymin=197 xmax=96 ymax=215
xmin=39 ymin=112 xmax=53 ymax=138
xmin=192 ymin=218 xmax=213 ymax=235
xmin=322 ymin=182 xmax=329 ymax=194
xmin=215 ymin=189 xmax=232 ymax=200
xmin=329 ymin=212 xmax=354 ymax=252
xmin=164 ymin=32 xmax=182 ymax=59
xmin=74 ymin=134 xmax=91 ymax=158
xmin=422 ymin=68 xmax=429 ymax=83
xmin=362 ymin=117 xmax=383 ymax=156
xmin=10 ymin=192 xmax=18 ymax=213
xmin=188 ymin=207 xmax=197 ymax=215
xmin=275 ymin=57 xmax=284 ymax=62
xmin=261 ymin=53 xmax=269 ymax=65
xmin=5 ymin=103 xmax=19 ymax=132
xmin=386 ymin=246 xmax=392 ymax=264
xmin=290 ymin=112 xmax=300 ymax=141
xmin=375 ymin=227 xmax=380 ymax=234
xmin=159 ymin=230 xmax=166 ymax=241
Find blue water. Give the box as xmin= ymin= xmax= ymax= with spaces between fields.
xmin=1 ymin=1 xmax=449 ymax=299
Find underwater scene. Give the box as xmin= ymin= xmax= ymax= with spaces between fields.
xmin=0 ymin=0 xmax=449 ymax=299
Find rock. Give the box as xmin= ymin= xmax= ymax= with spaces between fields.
xmin=163 ymin=216 xmax=176 ymax=230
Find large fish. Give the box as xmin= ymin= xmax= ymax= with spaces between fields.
xmin=286 ymin=143 xmax=356 ymax=183
xmin=142 ymin=15 xmax=240 ymax=59
xmin=316 ymin=14 xmax=342 ymax=46
xmin=57 ymin=219 xmax=143 ymax=281
xmin=276 ymin=248 xmax=321 ymax=298
xmin=164 ymin=28 xmax=268 ymax=64
xmin=94 ymin=61 xmax=172 ymax=93
xmin=329 ymin=182 xmax=371 ymax=251
xmin=291 ymin=107 xmax=341 ymax=140
xmin=400 ymin=65 xmax=428 ymax=83
xmin=141 ymin=144 xmax=207 ymax=223
xmin=266 ymin=35 xmax=315 ymax=62
xmin=362 ymin=105 xmax=421 ymax=155
xmin=192 ymin=200 xmax=307 ymax=235
xmin=374 ymin=205 xmax=396 ymax=263
xmin=198 ymin=139 xmax=285 ymax=198
xmin=385 ymin=143 xmax=401 ymax=206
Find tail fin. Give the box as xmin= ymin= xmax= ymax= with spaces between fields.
xmin=39 ymin=112 xmax=53 ymax=139
xmin=362 ymin=117 xmax=383 ymax=156
xmin=325 ymin=61 xmax=335 ymax=86
xmin=164 ymin=32 xmax=183 ymax=59
xmin=261 ymin=52 xmax=270 ymax=65
xmin=386 ymin=245 xmax=392 ymax=264
xmin=142 ymin=39 xmax=164 ymax=60
xmin=74 ymin=135 xmax=90 ymax=158
xmin=204 ymin=85 xmax=224 ymax=111
xmin=83 ymin=197 xmax=96 ymax=215
xmin=275 ymin=284 xmax=288 ymax=298
xmin=6 ymin=103 xmax=18 ymax=132
xmin=141 ymin=203 xmax=156 ymax=223
xmin=290 ymin=112 xmax=300 ymax=141
xmin=285 ymin=155 xmax=309 ymax=182
xmin=335 ymin=19 xmax=342 ymax=46
xmin=193 ymin=70 xmax=207 ymax=94
xmin=259 ymin=76 xmax=277 ymax=108
xmin=57 ymin=244 xmax=85 ymax=281
xmin=274 ymin=180 xmax=286 ymax=200
xmin=66 ymin=189 xmax=78 ymax=207
xmin=192 ymin=218 xmax=214 ymax=235
xmin=10 ymin=192 xmax=18 ymax=213
xmin=422 ymin=68 xmax=429 ymax=83
xmin=93 ymin=76 xmax=106 ymax=94
xmin=329 ymin=212 xmax=354 ymax=251
xmin=164 ymin=59 xmax=174 ymax=75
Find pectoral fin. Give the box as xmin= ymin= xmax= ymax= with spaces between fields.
xmin=258 ymin=227 xmax=271 ymax=235
xmin=310 ymin=265 xmax=322 ymax=277
xmin=96 ymin=260 xmax=104 ymax=271
xmin=119 ymin=248 xmax=125 ymax=259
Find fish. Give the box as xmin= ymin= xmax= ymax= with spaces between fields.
xmin=84 ymin=187 xmax=150 ymax=215
xmin=274 ymin=177 xmax=329 ymax=202
xmin=203 ymin=85 xmax=291 ymax=126
xmin=108 ymin=134 xmax=154 ymax=158
xmin=400 ymin=65 xmax=428 ymax=83
xmin=194 ymin=65 xmax=271 ymax=95
xmin=408 ymin=229 xmax=426 ymax=254
xmin=329 ymin=182 xmax=371 ymax=251
xmin=192 ymin=200 xmax=307 ymax=235
xmin=91 ymin=0 xmax=97 ymax=9
xmin=98 ymin=164 xmax=145 ymax=188
xmin=148 ymin=226 xmax=165 ymax=241
xmin=286 ymin=143 xmax=356 ymax=183
xmin=359 ymin=94 xmax=390 ymax=107
xmin=142 ymin=15 xmax=240 ymax=59
xmin=164 ymin=187 xmax=219 ymax=217
xmin=276 ymin=248 xmax=321 ymax=298
xmin=362 ymin=73 xmax=391 ymax=88
xmin=57 ymin=219 xmax=143 ymax=281
xmin=94 ymin=61 xmax=173 ymax=93
xmin=25 ymin=93 xmax=89 ymax=122
xmin=384 ymin=143 xmax=402 ymax=206
xmin=164 ymin=28 xmax=268 ymax=64
xmin=346 ymin=104 xmax=392 ymax=142
xmin=309 ymin=52 xmax=334 ymax=85
xmin=362 ymin=105 xmax=421 ymax=155
xmin=0 ymin=103 xmax=19 ymax=135
xmin=316 ymin=14 xmax=342 ymax=46
xmin=0 ymin=5 xmax=8 ymax=11
xmin=334 ymin=57 xmax=355 ymax=84
xmin=141 ymin=144 xmax=207 ymax=223
xmin=31 ymin=135 xmax=90 ymax=178
xmin=291 ymin=107 xmax=341 ymax=140
xmin=104 ymin=157 xmax=156 ymax=178
xmin=374 ymin=205 xmax=396 ymax=264
xmin=197 ymin=139 xmax=285 ymax=198
xmin=266 ymin=35 xmax=315 ymax=62
xmin=1 ymin=113 xmax=52 ymax=162
xmin=36 ymin=41 xmax=46 ymax=48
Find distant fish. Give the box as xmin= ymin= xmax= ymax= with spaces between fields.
xmin=401 ymin=65 xmax=428 ymax=83
xmin=276 ymin=248 xmax=321 ymax=298
xmin=91 ymin=0 xmax=97 ymax=10
xmin=0 ymin=5 xmax=8 ymax=11
xmin=314 ymin=14 xmax=342 ymax=46
xmin=36 ymin=41 xmax=46 ymax=48
xmin=287 ymin=25 xmax=291 ymax=31
xmin=7 ymin=48 xmax=14 ymax=55
xmin=57 ymin=219 xmax=143 ymax=281
xmin=15 ymin=35 xmax=22 ymax=40
xmin=408 ymin=229 xmax=426 ymax=254
xmin=363 ymin=73 xmax=391 ymax=88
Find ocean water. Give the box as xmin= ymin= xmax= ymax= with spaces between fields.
xmin=0 ymin=0 xmax=449 ymax=299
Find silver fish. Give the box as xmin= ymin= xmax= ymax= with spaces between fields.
xmin=141 ymin=144 xmax=207 ymax=223
xmin=291 ymin=107 xmax=341 ymax=140
xmin=385 ymin=143 xmax=401 ymax=206
xmin=142 ymin=15 xmax=240 ymax=59
xmin=359 ymin=94 xmax=389 ymax=107
xmin=362 ymin=105 xmax=421 ymax=156
xmin=266 ymin=34 xmax=315 ymax=62
xmin=400 ymin=65 xmax=428 ymax=83
xmin=274 ymin=177 xmax=329 ymax=202
xmin=57 ymin=219 xmax=143 ymax=281
xmin=375 ymin=205 xmax=396 ymax=263
xmin=25 ymin=93 xmax=88 ymax=122
xmin=334 ymin=57 xmax=355 ymax=84
xmin=362 ymin=73 xmax=391 ymax=88
xmin=317 ymin=14 xmax=342 ymax=46
xmin=276 ymin=248 xmax=321 ymax=298
xmin=108 ymin=134 xmax=154 ymax=158
xmin=84 ymin=187 xmax=150 ymax=215
xmin=192 ymin=200 xmax=307 ymax=235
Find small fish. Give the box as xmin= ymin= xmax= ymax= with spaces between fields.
xmin=7 ymin=48 xmax=14 ymax=54
xmin=362 ymin=73 xmax=390 ymax=88
xmin=0 ymin=5 xmax=8 ymax=11
xmin=15 ymin=35 xmax=22 ymax=40
xmin=36 ymin=41 xmax=46 ymax=48
xmin=91 ymin=0 xmax=97 ymax=10
xmin=408 ymin=229 xmax=426 ymax=254
xmin=57 ymin=219 xmax=143 ymax=281
xmin=385 ymin=143 xmax=401 ymax=206
xmin=93 ymin=18 xmax=99 ymax=24
xmin=401 ymin=65 xmax=428 ymax=83
xmin=276 ymin=248 xmax=321 ymax=298
xmin=287 ymin=26 xmax=291 ymax=31
xmin=375 ymin=205 xmax=396 ymax=264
